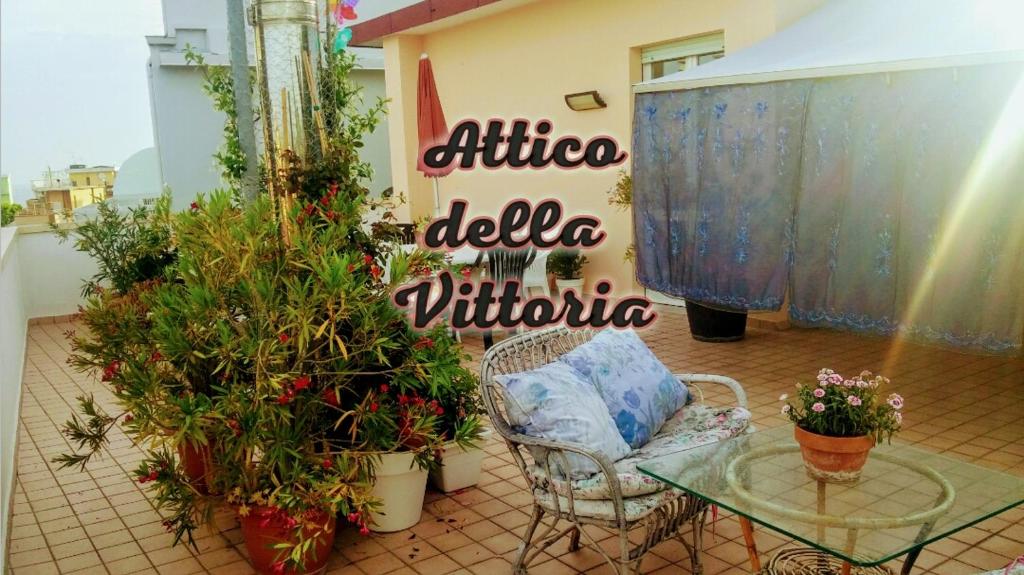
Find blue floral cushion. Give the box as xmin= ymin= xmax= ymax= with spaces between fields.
xmin=495 ymin=362 xmax=631 ymax=478
xmin=558 ymin=329 xmax=688 ymax=448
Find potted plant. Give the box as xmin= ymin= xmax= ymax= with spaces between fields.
xmin=547 ymin=249 xmax=588 ymax=293
xmin=52 ymin=195 xmax=225 ymax=489
xmin=781 ymin=368 xmax=903 ymax=483
xmin=413 ymin=326 xmax=486 ymax=493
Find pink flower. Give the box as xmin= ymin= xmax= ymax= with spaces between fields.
xmin=847 ymin=395 xmax=862 ymax=406
xmin=778 ymin=394 xmax=789 ymax=402
xmin=842 ymin=379 xmax=856 ymax=388
xmin=812 ymin=402 xmax=825 ymax=413
xmin=781 ymin=404 xmax=792 ymax=415
xmin=828 ymin=373 xmax=843 ymax=385
xmin=813 ymin=388 xmax=826 ymax=398
xmin=894 ymin=411 xmax=903 ymax=424
xmin=887 ymin=393 xmax=904 ymax=410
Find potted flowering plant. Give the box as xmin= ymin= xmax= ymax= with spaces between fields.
xmin=413 ymin=326 xmax=487 ymax=493
xmin=781 ymin=368 xmax=903 ymax=482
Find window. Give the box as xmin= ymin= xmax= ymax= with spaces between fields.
xmin=86 ymin=176 xmax=91 ymax=185
xmin=641 ymin=33 xmax=724 ymax=81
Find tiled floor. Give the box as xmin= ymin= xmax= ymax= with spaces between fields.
xmin=6 ymin=306 xmax=1024 ymax=574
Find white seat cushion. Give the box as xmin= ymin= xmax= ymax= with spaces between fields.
xmin=530 ymin=405 xmax=751 ymax=501
xmin=533 ymin=486 xmax=686 ymax=522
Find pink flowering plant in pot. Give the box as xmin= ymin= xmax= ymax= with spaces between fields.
xmin=780 ymin=368 xmax=903 ymax=482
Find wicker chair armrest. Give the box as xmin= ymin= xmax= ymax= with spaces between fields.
xmin=674 ymin=373 xmax=748 ymax=409
xmin=498 ymin=429 xmax=629 ymax=524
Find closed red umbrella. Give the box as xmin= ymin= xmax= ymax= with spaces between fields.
xmin=416 ymin=53 xmax=453 ymax=214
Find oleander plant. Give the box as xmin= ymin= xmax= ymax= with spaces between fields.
xmin=55 ymin=46 xmax=484 ymax=574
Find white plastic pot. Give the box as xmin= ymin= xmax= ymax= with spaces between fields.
xmin=368 ymin=452 xmax=428 ymax=532
xmin=555 ymin=278 xmax=585 ymax=294
xmin=429 ymin=433 xmax=489 ymax=493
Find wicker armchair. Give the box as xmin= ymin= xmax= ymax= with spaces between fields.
xmin=480 ymin=327 xmax=751 ymax=574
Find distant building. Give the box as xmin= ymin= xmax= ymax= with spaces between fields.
xmin=145 ymin=0 xmax=392 ymax=211
xmin=24 ymin=165 xmax=117 ymax=223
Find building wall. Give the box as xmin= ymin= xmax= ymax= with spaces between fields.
xmin=351 ymin=69 xmax=393 ymax=198
xmin=383 ymin=0 xmax=824 ymax=294
xmin=0 ymin=227 xmax=27 ymax=558
xmin=68 ymin=168 xmax=116 ymax=189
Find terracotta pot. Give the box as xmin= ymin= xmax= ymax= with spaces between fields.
xmin=240 ymin=507 xmax=336 ymax=575
xmin=177 ymin=441 xmax=214 ymax=494
xmin=794 ymin=426 xmax=875 ymax=483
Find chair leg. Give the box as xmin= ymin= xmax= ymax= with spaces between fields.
xmin=568 ymin=526 xmax=581 ymax=552
xmin=683 ymin=508 xmax=707 ymax=575
xmin=513 ymin=505 xmax=545 ymax=575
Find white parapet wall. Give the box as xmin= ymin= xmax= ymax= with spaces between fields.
xmin=0 ymin=224 xmax=97 ymax=568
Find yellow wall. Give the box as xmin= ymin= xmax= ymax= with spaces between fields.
xmin=68 ymin=168 xmax=116 ymax=189
xmin=383 ymin=0 xmax=823 ymax=295
xmin=70 ymin=187 xmax=109 ymax=210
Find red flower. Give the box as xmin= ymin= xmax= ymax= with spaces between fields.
xmin=461 ymin=266 xmax=472 ymax=279
xmin=359 ymin=524 xmax=370 ymax=536
xmin=271 ymin=561 xmax=286 ymax=575
xmin=326 ymin=210 xmax=336 ymax=220
xmin=413 ymin=337 xmax=434 ymax=350
xmin=278 ymin=333 xmax=290 ymax=343
xmin=329 ymin=182 xmax=339 ymax=195
xmin=320 ymin=195 xmax=331 ymax=206
xmin=379 ymin=384 xmax=389 ymax=393
xmin=293 ymin=375 xmax=311 ymax=391
xmin=149 ymin=470 xmax=159 ymax=481
xmin=347 ymin=263 xmax=355 ymax=273
xmin=370 ymin=265 xmax=382 ymax=280
xmin=369 ymin=402 xmax=379 ymax=413
xmin=303 ymin=203 xmax=316 ymax=216
xmin=363 ymin=254 xmax=373 ymax=265
xmin=123 ymin=414 xmax=134 ymax=424
xmin=277 ymin=394 xmax=290 ymax=405
xmin=398 ymin=394 xmax=409 ymax=405
xmin=190 ymin=201 xmax=199 ymax=210
xmin=322 ymin=388 xmax=339 ymax=406
xmin=296 ymin=214 xmax=305 ymax=225
xmin=435 ymin=406 xmax=445 ymax=416
xmin=322 ymin=458 xmax=333 ymax=469
xmin=150 ymin=351 xmax=163 ymax=362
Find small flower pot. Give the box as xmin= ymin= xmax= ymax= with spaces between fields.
xmin=178 ymin=441 xmax=215 ymax=494
xmin=555 ymin=278 xmax=584 ymax=294
xmin=369 ymin=451 xmax=428 ymax=532
xmin=794 ymin=426 xmax=875 ymax=483
xmin=429 ymin=432 xmax=490 ymax=493
xmin=239 ymin=507 xmax=336 ymax=575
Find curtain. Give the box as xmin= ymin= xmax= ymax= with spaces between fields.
xmin=633 ymin=81 xmax=812 ymax=310
xmin=632 ymin=62 xmax=1024 ymax=353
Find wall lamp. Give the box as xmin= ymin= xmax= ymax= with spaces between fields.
xmin=564 ymin=90 xmax=607 ymax=111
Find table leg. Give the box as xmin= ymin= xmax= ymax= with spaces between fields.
xmin=842 ymin=562 xmax=852 ymax=575
xmin=739 ymin=516 xmax=762 ymax=573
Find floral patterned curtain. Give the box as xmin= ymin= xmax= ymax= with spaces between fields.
xmin=632 ymin=62 xmax=1024 ymax=353
xmin=632 ymin=81 xmax=812 ymax=311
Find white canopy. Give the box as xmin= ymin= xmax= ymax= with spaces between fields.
xmin=635 ymin=0 xmax=1024 ymax=93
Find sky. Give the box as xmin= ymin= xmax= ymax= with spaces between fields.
xmin=0 ymin=1 xmax=165 ymax=204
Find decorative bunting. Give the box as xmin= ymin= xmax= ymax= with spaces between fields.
xmin=333 ymin=27 xmax=353 ymax=53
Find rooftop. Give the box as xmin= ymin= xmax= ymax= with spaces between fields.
xmin=7 ymin=309 xmax=1023 ymax=575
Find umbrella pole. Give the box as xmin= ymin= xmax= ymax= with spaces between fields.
xmin=432 ymin=177 xmax=442 ymax=216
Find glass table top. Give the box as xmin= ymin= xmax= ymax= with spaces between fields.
xmin=637 ymin=426 xmax=1024 ymax=567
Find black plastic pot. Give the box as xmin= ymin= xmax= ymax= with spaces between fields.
xmin=685 ymin=301 xmax=747 ymax=342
